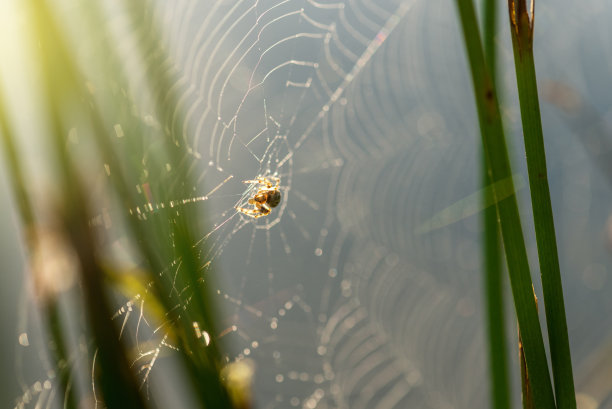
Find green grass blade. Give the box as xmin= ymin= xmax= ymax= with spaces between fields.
xmin=507 ymin=2 xmax=577 ymax=408
xmin=519 ymin=328 xmax=536 ymax=409
xmin=112 ymin=4 xmax=233 ymax=405
xmin=482 ymin=0 xmax=498 ymax=80
xmin=0 ymin=84 xmax=79 ymax=409
xmin=454 ymin=1 xmax=555 ymax=407
xmin=76 ymin=2 xmax=234 ymax=406
xmin=25 ymin=3 xmax=151 ymax=407
xmin=483 ymin=185 xmax=511 ymax=409
xmin=480 ymin=0 xmax=511 ymax=406
xmin=415 ymin=173 xmax=525 ymax=234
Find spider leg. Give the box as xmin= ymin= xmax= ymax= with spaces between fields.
xmin=243 ymin=178 xmax=271 ymax=186
xmin=252 ymin=201 xmax=271 ymax=216
xmin=264 ymin=176 xmax=280 ymax=188
xmin=243 ymin=177 xmax=279 ymax=189
xmin=243 ymin=179 xmax=261 ymax=185
xmin=235 ymin=206 xmax=265 ymax=218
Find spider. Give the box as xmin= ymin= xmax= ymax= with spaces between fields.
xmin=236 ymin=176 xmax=282 ymax=218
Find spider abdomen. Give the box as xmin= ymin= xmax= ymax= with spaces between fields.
xmin=267 ymin=190 xmax=281 ymax=208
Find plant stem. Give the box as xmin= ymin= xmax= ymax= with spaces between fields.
xmin=80 ymin=2 xmax=233 ymax=406
xmin=0 ymin=85 xmax=79 ymax=409
xmin=507 ymin=1 xmax=577 ymax=408
xmin=454 ymin=1 xmax=555 ymax=407
xmin=482 ymin=0 xmax=497 ymax=80
xmin=519 ymin=329 xmax=535 ymax=409
xmin=480 ymin=0 xmax=511 ymax=406
xmin=26 ymin=3 xmax=150 ymax=407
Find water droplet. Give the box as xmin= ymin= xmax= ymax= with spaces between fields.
xmin=18 ymin=333 xmax=29 ymax=346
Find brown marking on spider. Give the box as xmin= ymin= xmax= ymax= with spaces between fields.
xmin=235 ymin=176 xmax=282 ymax=219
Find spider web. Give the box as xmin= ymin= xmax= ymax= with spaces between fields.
xmin=7 ymin=0 xmax=492 ymax=407
xmin=133 ymin=0 xmax=423 ymax=406
xmin=10 ymin=0 xmax=489 ymax=408
xmin=12 ymin=0 xmax=612 ymax=408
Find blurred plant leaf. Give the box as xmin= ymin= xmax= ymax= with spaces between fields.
xmin=415 ymin=173 xmax=525 ymax=234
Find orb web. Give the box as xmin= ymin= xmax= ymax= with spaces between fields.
xmin=96 ymin=1 xmax=424 ymax=408
xmin=13 ymin=0 xmax=497 ymax=408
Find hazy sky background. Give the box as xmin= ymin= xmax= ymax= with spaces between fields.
xmin=2 ymin=0 xmax=612 ymax=408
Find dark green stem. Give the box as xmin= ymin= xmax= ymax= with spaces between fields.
xmin=481 ymin=1 xmax=511 ymax=407
xmin=454 ymin=1 xmax=555 ymax=407
xmin=507 ymin=1 xmax=577 ymax=408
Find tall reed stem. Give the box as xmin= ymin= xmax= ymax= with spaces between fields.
xmin=507 ymin=1 xmax=576 ymax=407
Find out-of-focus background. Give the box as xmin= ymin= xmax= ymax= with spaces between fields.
xmin=2 ymin=0 xmax=612 ymax=408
